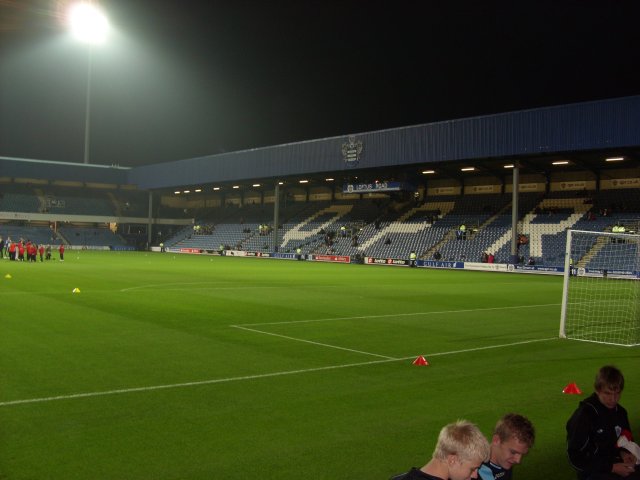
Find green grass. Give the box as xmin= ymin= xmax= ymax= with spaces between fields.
xmin=1 ymin=251 xmax=638 ymax=479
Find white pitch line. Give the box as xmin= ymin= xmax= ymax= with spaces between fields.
xmin=0 ymin=337 xmax=555 ymax=408
xmin=231 ymin=325 xmax=397 ymax=360
xmin=235 ymin=303 xmax=561 ymax=327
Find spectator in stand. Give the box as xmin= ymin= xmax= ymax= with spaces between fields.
xmin=487 ymin=253 xmax=495 ymax=264
xmin=390 ymin=419 xmax=490 ymax=480
xmin=612 ymin=223 xmax=626 ymax=234
xmin=479 ymin=413 xmax=535 ymax=480
xmin=433 ymin=251 xmax=442 ymax=261
xmin=481 ymin=252 xmax=489 ymax=263
xmin=567 ymin=365 xmax=639 ymax=480
xmin=527 ymin=257 xmax=535 ymax=266
xmin=457 ymin=223 xmax=467 ymax=240
xmin=517 ymin=234 xmax=529 ymax=246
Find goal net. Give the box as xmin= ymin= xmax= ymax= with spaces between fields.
xmin=560 ymin=229 xmax=640 ymax=346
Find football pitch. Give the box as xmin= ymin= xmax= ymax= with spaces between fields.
xmin=1 ymin=251 xmax=638 ymax=479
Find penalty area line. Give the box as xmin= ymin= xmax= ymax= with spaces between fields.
xmin=235 ymin=303 xmax=561 ymax=327
xmin=230 ymin=324 xmax=397 ymax=360
xmin=0 ymin=337 xmax=556 ymax=408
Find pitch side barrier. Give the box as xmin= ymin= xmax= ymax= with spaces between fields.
xmin=164 ymin=247 xmax=287 ymax=259
xmin=66 ymin=245 xmax=135 ymax=252
xmin=567 ymin=267 xmax=640 ymax=279
xmin=309 ymin=254 xmax=350 ymax=263
xmin=161 ymin=248 xmax=640 ymax=278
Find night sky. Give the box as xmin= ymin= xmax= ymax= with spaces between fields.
xmin=1 ymin=0 xmax=639 ymax=167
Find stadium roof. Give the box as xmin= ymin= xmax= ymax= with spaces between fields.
xmin=2 ymin=95 xmax=639 ymax=191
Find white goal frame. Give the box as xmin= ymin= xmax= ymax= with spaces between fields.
xmin=559 ymin=229 xmax=640 ymax=346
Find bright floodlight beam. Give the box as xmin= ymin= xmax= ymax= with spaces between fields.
xmin=68 ymin=2 xmax=109 ymax=45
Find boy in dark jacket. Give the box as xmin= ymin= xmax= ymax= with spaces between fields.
xmin=566 ymin=365 xmax=638 ymax=479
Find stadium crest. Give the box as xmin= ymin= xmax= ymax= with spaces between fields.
xmin=342 ymin=135 xmax=363 ymax=167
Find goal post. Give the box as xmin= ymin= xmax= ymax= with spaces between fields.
xmin=559 ymin=229 xmax=640 ymax=346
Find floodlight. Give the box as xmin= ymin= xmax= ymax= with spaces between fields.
xmin=68 ymin=2 xmax=109 ymax=45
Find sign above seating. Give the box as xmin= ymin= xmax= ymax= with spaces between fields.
xmin=343 ymin=181 xmax=414 ymax=194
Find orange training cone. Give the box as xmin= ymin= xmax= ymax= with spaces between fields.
xmin=563 ymin=382 xmax=582 ymax=394
xmin=412 ymin=355 xmax=429 ymax=366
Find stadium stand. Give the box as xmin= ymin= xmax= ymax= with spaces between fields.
xmin=157 ymin=189 xmax=639 ymax=267
xmin=0 ymin=222 xmax=59 ymax=245
xmin=2 ymin=179 xmax=639 ymax=262
xmin=57 ymin=226 xmax=126 ymax=247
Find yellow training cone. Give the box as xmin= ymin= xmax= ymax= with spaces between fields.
xmin=72 ymin=288 xmax=81 ymax=293
xmin=4 ymin=274 xmax=11 ymax=279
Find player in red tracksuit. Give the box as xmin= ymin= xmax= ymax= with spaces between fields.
xmin=28 ymin=242 xmax=37 ymax=262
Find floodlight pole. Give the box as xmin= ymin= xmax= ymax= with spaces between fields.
xmin=68 ymin=1 xmax=109 ymax=164
xmin=83 ymin=48 xmax=93 ymax=164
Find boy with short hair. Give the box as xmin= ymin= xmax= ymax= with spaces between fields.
xmin=566 ymin=365 xmax=639 ymax=479
xmin=479 ymin=413 xmax=535 ymax=479
xmin=391 ymin=419 xmax=490 ymax=480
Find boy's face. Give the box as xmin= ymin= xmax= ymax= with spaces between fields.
xmin=596 ymin=386 xmax=621 ymax=409
xmin=447 ymin=455 xmax=483 ymax=480
xmin=490 ymin=435 xmax=529 ymax=470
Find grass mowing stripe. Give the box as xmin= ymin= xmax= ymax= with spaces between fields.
xmin=0 ymin=337 xmax=556 ymax=407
